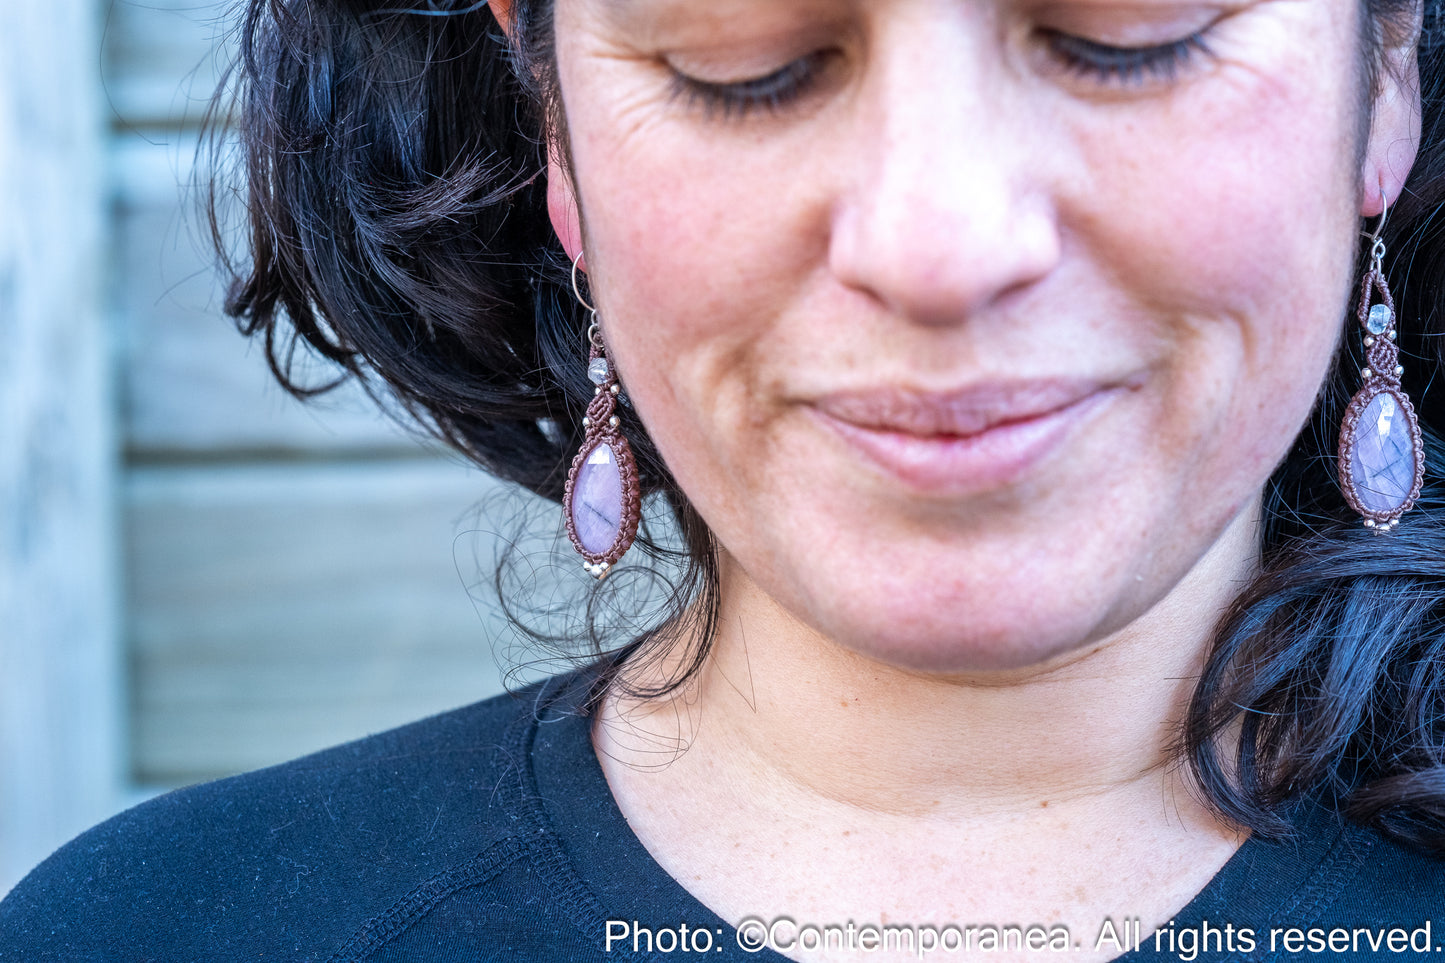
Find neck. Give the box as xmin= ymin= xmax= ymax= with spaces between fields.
xmin=602 ymin=499 xmax=1260 ymax=822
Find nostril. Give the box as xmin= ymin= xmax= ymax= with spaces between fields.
xmin=828 ymin=190 xmax=1062 ymax=326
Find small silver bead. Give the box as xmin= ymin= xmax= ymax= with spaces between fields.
xmin=610 ymin=384 xmax=621 ymax=395
xmin=609 ymin=416 xmax=621 ymax=428
xmin=1395 ymin=365 xmax=1405 ymax=377
xmin=1390 ymin=330 xmax=1398 ymax=341
xmin=1365 ymin=337 xmax=1376 ymax=347
xmin=1361 ymin=368 xmax=1372 ymax=380
xmin=582 ymin=417 xmax=591 ymax=427
xmin=1365 ymin=519 xmax=1377 ymax=528
xmin=594 ymin=386 xmax=602 ymax=396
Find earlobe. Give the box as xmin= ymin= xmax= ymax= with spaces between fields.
xmin=548 ymin=152 xmax=586 ymax=271
xmin=489 ymin=0 xmax=514 ymax=37
xmin=1361 ymin=50 xmax=1422 ymax=217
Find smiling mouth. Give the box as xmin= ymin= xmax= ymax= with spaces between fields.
xmin=809 ymin=380 xmax=1123 ymax=494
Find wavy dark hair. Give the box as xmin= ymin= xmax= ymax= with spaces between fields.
xmin=214 ymin=0 xmax=1445 ymax=850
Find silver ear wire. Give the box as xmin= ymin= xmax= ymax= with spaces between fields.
xmin=571 ymin=251 xmax=603 ymax=352
xmin=571 ymin=251 xmax=596 ymax=313
xmin=1366 ymin=185 xmax=1389 ymax=268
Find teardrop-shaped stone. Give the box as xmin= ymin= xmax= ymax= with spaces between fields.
xmin=1349 ymin=390 xmax=1416 ymax=515
xmin=571 ymin=442 xmax=623 ymax=554
xmin=1367 ymin=303 xmax=1393 ymax=335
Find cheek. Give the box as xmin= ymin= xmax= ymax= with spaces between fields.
xmin=1071 ymin=52 xmax=1360 ymax=491
xmin=575 ymin=128 xmax=830 ymax=494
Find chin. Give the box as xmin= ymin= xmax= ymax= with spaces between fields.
xmin=804 ymin=579 xmax=1123 ymax=677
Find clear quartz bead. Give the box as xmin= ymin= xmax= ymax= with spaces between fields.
xmin=588 ymin=358 xmax=610 ymax=385
xmin=1367 ymin=303 xmax=1393 ymax=335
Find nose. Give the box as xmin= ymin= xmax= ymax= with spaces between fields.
xmin=828 ymin=15 xmax=1062 ymax=326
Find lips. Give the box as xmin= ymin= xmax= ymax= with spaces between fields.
xmin=814 ymin=381 xmax=1109 ymax=435
xmin=808 ymin=379 xmax=1120 ymax=494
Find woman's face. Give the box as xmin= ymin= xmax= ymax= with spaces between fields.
xmin=549 ymin=0 xmax=1414 ymax=672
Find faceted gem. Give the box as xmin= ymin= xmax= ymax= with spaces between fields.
xmin=588 ymin=358 xmax=610 ymax=385
xmin=571 ymin=443 xmax=623 ymax=554
xmin=1367 ymin=303 xmax=1393 ymax=335
xmin=1349 ymin=391 xmax=1416 ymax=515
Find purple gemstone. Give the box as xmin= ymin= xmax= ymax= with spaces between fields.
xmin=571 ymin=442 xmax=623 ymax=555
xmin=1350 ymin=391 xmax=1416 ymax=515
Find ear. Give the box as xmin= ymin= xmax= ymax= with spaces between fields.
xmin=548 ymin=147 xmax=586 ymax=271
xmin=489 ymin=0 xmax=515 ymax=37
xmin=1360 ymin=36 xmax=1422 ymax=217
xmin=492 ymin=0 xmax=585 ymax=269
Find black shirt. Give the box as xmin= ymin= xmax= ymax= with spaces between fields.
xmin=3 ymin=667 xmax=1444 ymax=961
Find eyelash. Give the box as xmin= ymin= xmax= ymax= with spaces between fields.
xmin=1044 ymin=30 xmax=1214 ymax=85
xmin=668 ymin=51 xmax=834 ymax=119
xmin=669 ymin=28 xmax=1214 ymax=118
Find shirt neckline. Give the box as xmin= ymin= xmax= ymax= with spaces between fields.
xmin=518 ymin=666 xmax=1369 ymax=961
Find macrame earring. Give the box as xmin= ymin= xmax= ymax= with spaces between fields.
xmin=1338 ymin=191 xmax=1425 ymax=529
xmin=563 ymin=254 xmax=641 ymax=578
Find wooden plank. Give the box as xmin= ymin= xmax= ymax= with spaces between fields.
xmin=104 ymin=0 xmax=233 ymax=129
xmin=0 ymin=0 xmax=123 ymax=894
xmin=112 ymin=135 xmax=429 ymax=455
xmin=125 ymin=460 xmax=564 ymax=784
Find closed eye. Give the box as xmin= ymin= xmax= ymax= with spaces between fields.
xmin=668 ymin=50 xmax=836 ymax=119
xmin=1043 ymin=29 xmax=1215 ymax=85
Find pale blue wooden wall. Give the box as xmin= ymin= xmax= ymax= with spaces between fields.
xmin=0 ymin=0 xmax=120 ymax=895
